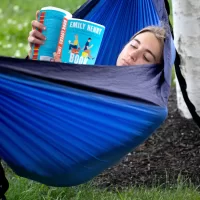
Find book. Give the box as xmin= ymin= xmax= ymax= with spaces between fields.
xmin=31 ymin=7 xmax=105 ymax=65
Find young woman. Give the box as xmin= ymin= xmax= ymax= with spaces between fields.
xmin=28 ymin=12 xmax=166 ymax=66
xmin=116 ymin=26 xmax=166 ymax=66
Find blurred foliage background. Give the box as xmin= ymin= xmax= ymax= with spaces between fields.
xmin=0 ymin=0 xmax=86 ymax=58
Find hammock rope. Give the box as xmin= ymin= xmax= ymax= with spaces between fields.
xmin=164 ymin=0 xmax=200 ymax=128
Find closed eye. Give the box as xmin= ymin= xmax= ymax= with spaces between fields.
xmin=143 ymin=55 xmax=150 ymax=62
xmin=130 ymin=44 xmax=138 ymax=49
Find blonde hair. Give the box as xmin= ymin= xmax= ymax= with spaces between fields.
xmin=130 ymin=26 xmax=166 ymax=44
xmin=130 ymin=26 xmax=166 ymax=62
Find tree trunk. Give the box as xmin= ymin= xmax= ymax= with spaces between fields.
xmin=172 ymin=0 xmax=200 ymax=119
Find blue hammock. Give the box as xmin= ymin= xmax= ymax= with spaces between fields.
xmin=0 ymin=0 xmax=174 ymax=186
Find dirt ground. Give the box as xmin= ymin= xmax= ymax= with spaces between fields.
xmin=94 ymin=88 xmax=200 ymax=188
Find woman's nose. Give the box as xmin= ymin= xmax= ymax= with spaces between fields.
xmin=129 ymin=50 xmax=139 ymax=61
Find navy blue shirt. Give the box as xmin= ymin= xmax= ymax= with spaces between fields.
xmin=84 ymin=41 xmax=89 ymax=50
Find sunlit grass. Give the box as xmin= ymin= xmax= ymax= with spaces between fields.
xmin=0 ymin=0 xmax=86 ymax=58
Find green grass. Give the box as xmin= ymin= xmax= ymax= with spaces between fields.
xmin=6 ymin=172 xmax=200 ymax=200
xmin=0 ymin=0 xmax=86 ymax=58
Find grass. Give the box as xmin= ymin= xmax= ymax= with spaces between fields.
xmin=5 ymin=171 xmax=200 ymax=200
xmin=0 ymin=0 xmax=86 ymax=58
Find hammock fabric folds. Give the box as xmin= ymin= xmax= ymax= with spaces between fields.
xmin=0 ymin=0 xmax=173 ymax=186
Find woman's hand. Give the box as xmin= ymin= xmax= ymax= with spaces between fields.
xmin=52 ymin=52 xmax=61 ymax=62
xmin=28 ymin=11 xmax=46 ymax=56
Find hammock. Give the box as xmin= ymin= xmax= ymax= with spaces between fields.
xmin=0 ymin=0 xmax=174 ymax=186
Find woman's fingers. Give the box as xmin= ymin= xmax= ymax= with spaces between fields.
xmin=53 ymin=52 xmax=61 ymax=62
xmin=29 ymin=12 xmax=46 ymax=45
xmin=28 ymin=29 xmax=46 ymax=44
xmin=31 ymin=20 xmax=46 ymax=31
xmin=28 ymin=36 xmax=44 ymax=45
xmin=30 ymin=29 xmax=46 ymax=40
xmin=28 ymin=33 xmax=45 ymax=46
xmin=28 ymin=10 xmax=46 ymax=56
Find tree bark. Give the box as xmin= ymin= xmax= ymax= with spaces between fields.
xmin=172 ymin=0 xmax=200 ymax=118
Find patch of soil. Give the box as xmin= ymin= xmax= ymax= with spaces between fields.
xmin=94 ymin=88 xmax=200 ymax=188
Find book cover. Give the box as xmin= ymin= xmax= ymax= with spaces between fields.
xmin=30 ymin=7 xmax=72 ymax=61
xmin=56 ymin=18 xmax=105 ymax=65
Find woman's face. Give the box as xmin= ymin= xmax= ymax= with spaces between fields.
xmin=116 ymin=31 xmax=163 ymax=66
